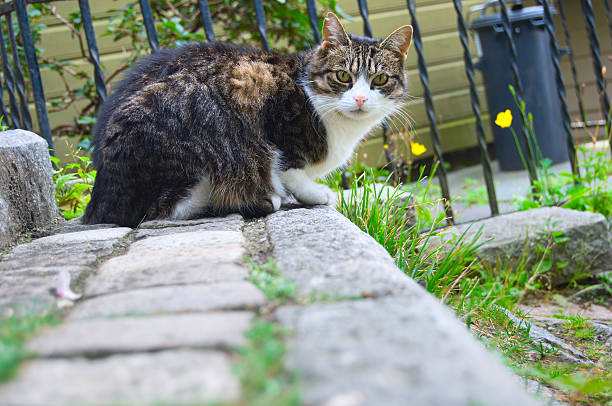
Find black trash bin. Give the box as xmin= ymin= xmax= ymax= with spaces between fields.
xmin=471 ymin=3 xmax=567 ymax=171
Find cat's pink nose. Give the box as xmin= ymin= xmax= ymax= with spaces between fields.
xmin=353 ymin=95 xmax=368 ymax=108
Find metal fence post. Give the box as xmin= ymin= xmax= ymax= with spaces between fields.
xmin=13 ymin=0 xmax=54 ymax=154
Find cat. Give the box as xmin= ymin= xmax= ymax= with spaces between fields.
xmin=82 ymin=12 xmax=412 ymax=227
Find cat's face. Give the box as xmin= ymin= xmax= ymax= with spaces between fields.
xmin=305 ymin=13 xmax=412 ymax=123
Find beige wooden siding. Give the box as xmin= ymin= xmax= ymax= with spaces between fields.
xmin=11 ymin=0 xmax=612 ymax=164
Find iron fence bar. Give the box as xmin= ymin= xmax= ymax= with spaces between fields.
xmin=14 ymin=0 xmax=53 ymax=154
xmin=406 ymin=0 xmax=454 ymax=223
xmin=357 ymin=0 xmax=373 ymax=37
xmin=139 ymin=0 xmax=159 ymax=52
xmin=497 ymin=0 xmax=537 ymax=184
xmin=0 ymin=19 xmax=21 ymax=128
xmin=6 ymin=13 xmax=32 ymax=131
xmin=452 ymin=0 xmax=498 ymax=216
xmin=0 ymin=78 xmax=9 ymax=128
xmin=197 ymin=0 xmax=215 ymax=42
xmin=305 ymin=0 xmax=320 ymax=44
xmin=604 ymin=0 xmax=612 ymax=49
xmin=581 ymin=0 xmax=611 ymax=147
xmin=252 ymin=0 xmax=270 ymax=52
xmin=539 ymin=0 xmax=578 ymax=177
xmin=78 ymin=0 xmax=107 ymax=104
xmin=557 ymin=0 xmax=587 ymax=124
xmin=357 ymin=0 xmax=396 ymax=181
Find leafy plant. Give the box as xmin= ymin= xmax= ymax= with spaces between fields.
xmin=233 ymin=320 xmax=300 ymax=406
xmin=0 ymin=115 xmax=8 ymax=131
xmin=49 ymin=154 xmax=96 ymax=220
xmin=246 ymin=258 xmax=296 ymax=301
xmin=0 ymin=310 xmax=61 ymax=383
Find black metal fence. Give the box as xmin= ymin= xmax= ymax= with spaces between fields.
xmin=0 ymin=0 xmax=610 ymax=224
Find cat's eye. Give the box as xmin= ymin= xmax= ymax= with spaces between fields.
xmin=336 ymin=70 xmax=351 ymax=83
xmin=372 ymin=74 xmax=389 ymax=86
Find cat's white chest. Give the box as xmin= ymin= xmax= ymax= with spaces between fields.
xmin=304 ymin=114 xmax=378 ymax=179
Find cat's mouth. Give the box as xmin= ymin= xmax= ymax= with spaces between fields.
xmin=344 ymin=109 xmax=370 ymax=118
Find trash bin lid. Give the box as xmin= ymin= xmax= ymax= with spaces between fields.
xmin=470 ymin=5 xmax=545 ymax=30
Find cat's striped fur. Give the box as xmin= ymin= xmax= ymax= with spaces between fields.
xmin=83 ymin=13 xmax=412 ymax=227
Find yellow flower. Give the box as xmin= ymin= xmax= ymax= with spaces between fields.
xmin=495 ymin=109 xmax=513 ymax=128
xmin=410 ymin=141 xmax=426 ymax=156
xmin=383 ymin=143 xmax=389 ymax=149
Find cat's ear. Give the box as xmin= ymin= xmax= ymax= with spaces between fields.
xmin=322 ymin=12 xmax=350 ymax=47
xmin=380 ymin=25 xmax=413 ymax=61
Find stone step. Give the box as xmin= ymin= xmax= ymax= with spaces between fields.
xmin=69 ymin=282 xmax=265 ymax=319
xmin=0 ymin=349 xmax=239 ymax=406
xmin=266 ymin=205 xmax=539 ymax=406
xmin=27 ymin=311 xmax=253 ymax=357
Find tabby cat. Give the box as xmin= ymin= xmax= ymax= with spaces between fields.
xmin=83 ymin=13 xmax=412 ymax=227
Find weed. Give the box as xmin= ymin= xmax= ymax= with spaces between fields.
xmin=232 ymin=320 xmax=300 ymax=406
xmin=0 ymin=310 xmax=61 ymax=382
xmin=50 ymin=154 xmax=96 ymax=220
xmin=553 ymin=313 xmax=597 ymax=340
xmin=0 ymin=116 xmax=8 ymax=131
xmin=246 ymin=258 xmax=295 ymax=302
xmin=455 ymin=177 xmax=488 ymax=207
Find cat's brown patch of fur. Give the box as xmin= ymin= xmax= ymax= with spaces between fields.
xmin=230 ymin=60 xmax=277 ymax=111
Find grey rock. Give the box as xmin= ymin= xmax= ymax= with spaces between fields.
xmin=84 ymin=229 xmax=245 ymax=295
xmin=266 ymin=206 xmax=414 ymax=297
xmin=29 ymin=311 xmax=253 ymax=357
xmin=0 ymin=130 xmax=63 ymax=249
xmin=0 ymin=228 xmax=132 ymax=270
xmin=592 ymin=321 xmax=612 ymax=338
xmin=434 ymin=207 xmax=612 ymax=285
xmin=0 ymin=349 xmax=240 ymax=406
xmin=277 ymin=296 xmax=538 ymax=406
xmin=501 ymin=307 xmax=593 ymax=364
xmin=70 ymin=282 xmax=265 ymax=319
xmin=519 ymin=377 xmax=568 ymax=406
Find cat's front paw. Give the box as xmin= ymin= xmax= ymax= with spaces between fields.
xmin=296 ymin=184 xmax=336 ymax=206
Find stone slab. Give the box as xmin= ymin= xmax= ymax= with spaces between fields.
xmin=135 ymin=214 xmax=243 ymax=239
xmin=139 ymin=213 xmax=243 ymax=229
xmin=0 ymin=228 xmax=132 ymax=270
xmin=50 ymin=216 xmax=119 ymax=235
xmin=85 ymin=230 xmax=245 ymax=295
xmin=0 ymin=130 xmax=62 ymax=249
xmin=266 ymin=206 xmax=415 ymax=297
xmin=28 ymin=311 xmax=253 ymax=357
xmin=0 ymin=266 xmax=87 ymax=312
xmin=277 ymin=296 xmax=538 ymax=406
xmin=87 ymin=261 xmax=247 ymax=296
xmin=70 ymin=282 xmax=265 ymax=319
xmin=435 ymin=207 xmax=612 ymax=285
xmin=0 ymin=349 xmax=239 ymax=406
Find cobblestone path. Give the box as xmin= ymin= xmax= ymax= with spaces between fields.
xmin=1 ymin=207 xmax=538 ymax=406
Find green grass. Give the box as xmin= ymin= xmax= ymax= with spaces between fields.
xmin=230 ymin=320 xmax=300 ymax=406
xmin=0 ymin=310 xmax=61 ymax=382
xmin=246 ymin=258 xmax=296 ymax=302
